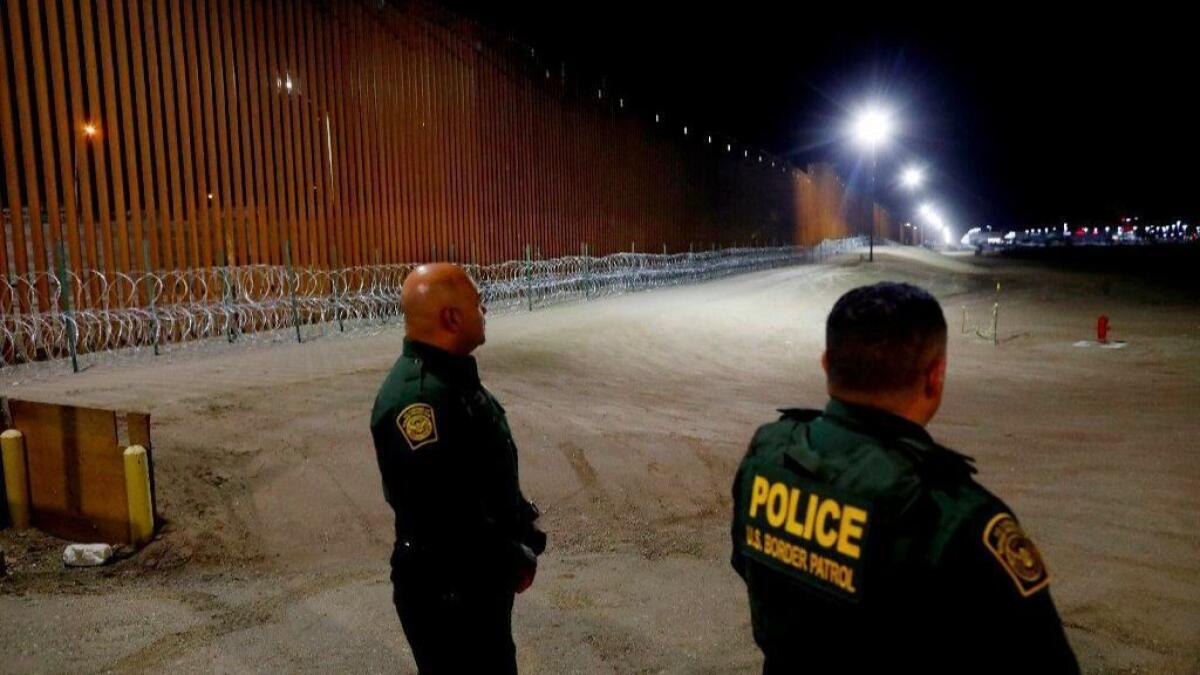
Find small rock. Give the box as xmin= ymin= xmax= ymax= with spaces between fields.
xmin=139 ymin=538 xmax=170 ymax=569
xmin=62 ymin=543 xmax=114 ymax=567
xmin=157 ymin=543 xmax=193 ymax=569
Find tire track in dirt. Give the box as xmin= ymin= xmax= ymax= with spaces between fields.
xmin=104 ymin=569 xmax=378 ymax=673
xmin=556 ymin=438 xmax=710 ymax=560
xmin=561 ymin=440 xmax=601 ymax=490
xmin=323 ymin=463 xmax=390 ymax=549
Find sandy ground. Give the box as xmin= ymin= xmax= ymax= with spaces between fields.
xmin=1 ymin=247 xmax=1197 ymax=674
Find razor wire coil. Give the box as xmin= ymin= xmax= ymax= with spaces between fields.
xmin=1 ymin=238 xmax=864 ymax=367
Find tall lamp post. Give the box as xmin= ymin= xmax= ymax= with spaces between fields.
xmin=850 ymin=106 xmax=894 ymax=262
xmin=899 ymin=165 xmax=924 ymax=245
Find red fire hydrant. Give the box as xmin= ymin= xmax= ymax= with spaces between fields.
xmin=1097 ymin=315 xmax=1110 ymax=343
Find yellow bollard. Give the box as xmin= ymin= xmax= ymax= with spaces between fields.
xmin=2 ymin=429 xmax=31 ymax=529
xmin=123 ymin=445 xmax=154 ymax=547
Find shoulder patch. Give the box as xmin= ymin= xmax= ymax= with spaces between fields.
xmin=396 ymin=403 xmax=438 ymax=450
xmin=983 ymin=513 xmax=1050 ymax=597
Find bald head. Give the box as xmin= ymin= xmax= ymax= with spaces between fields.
xmin=401 ymin=263 xmax=487 ymax=355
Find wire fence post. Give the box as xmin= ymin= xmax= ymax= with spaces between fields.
xmin=142 ymin=241 xmax=160 ymax=356
xmin=284 ymin=239 xmax=302 ymax=344
xmin=332 ymin=245 xmax=344 ymax=332
xmin=992 ymin=282 xmax=1001 ymax=346
xmin=582 ymin=242 xmax=590 ymax=301
xmin=4 ymin=273 xmax=18 ymax=368
xmin=55 ymin=242 xmax=80 ymax=373
xmin=218 ymin=249 xmax=236 ymax=343
xmin=525 ymin=243 xmax=533 ymax=312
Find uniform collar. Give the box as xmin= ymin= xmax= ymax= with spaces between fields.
xmin=403 ymin=339 xmax=481 ymax=386
xmin=823 ymin=398 xmax=935 ymax=446
xmin=822 ymin=398 xmax=976 ymax=476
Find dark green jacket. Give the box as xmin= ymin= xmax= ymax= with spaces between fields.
xmin=732 ymin=399 xmax=1079 ymax=673
xmin=371 ymin=339 xmax=543 ymax=593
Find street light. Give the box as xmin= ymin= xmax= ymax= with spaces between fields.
xmin=851 ymin=106 xmax=894 ymax=149
xmin=900 ymin=165 xmax=923 ymax=190
xmin=915 ymin=203 xmax=934 ymax=246
xmin=849 ymin=104 xmax=894 ymax=262
xmin=74 ymin=121 xmax=101 ymax=215
xmin=916 ymin=205 xmax=955 ymax=248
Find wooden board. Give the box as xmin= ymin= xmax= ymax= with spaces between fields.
xmin=8 ymin=399 xmax=129 ymax=544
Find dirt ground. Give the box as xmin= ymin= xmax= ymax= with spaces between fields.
xmin=1 ymin=247 xmax=1197 ymax=674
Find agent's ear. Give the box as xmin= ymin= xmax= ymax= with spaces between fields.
xmin=821 ymin=350 xmax=830 ymax=377
xmin=441 ymin=306 xmax=463 ymax=334
xmin=924 ymin=354 xmax=946 ymax=400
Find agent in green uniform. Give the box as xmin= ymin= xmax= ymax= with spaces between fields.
xmin=731 ymin=281 xmax=1079 ymax=673
xmin=372 ymin=263 xmax=545 ymax=674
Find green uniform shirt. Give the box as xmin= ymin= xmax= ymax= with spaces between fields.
xmin=732 ymin=399 xmax=1079 ymax=672
xmin=371 ymin=339 xmax=543 ymax=592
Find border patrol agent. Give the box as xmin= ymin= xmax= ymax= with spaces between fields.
xmin=732 ymin=282 xmax=1079 ymax=673
xmin=372 ymin=263 xmax=545 ymax=674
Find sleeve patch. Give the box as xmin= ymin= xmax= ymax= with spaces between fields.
xmin=983 ymin=513 xmax=1050 ymax=597
xmin=397 ymin=403 xmax=438 ymax=451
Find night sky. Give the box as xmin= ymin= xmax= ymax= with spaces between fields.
xmin=436 ymin=2 xmax=1197 ymax=231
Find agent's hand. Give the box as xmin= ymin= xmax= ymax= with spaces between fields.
xmin=515 ymin=561 xmax=536 ymax=593
xmin=515 ymin=544 xmax=537 ymax=593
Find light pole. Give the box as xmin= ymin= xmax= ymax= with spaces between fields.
xmin=850 ymin=106 xmax=893 ymax=262
xmin=899 ymin=165 xmax=924 ymax=244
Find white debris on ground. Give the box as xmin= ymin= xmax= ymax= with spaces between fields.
xmin=1072 ymin=340 xmax=1129 ymax=349
xmin=61 ymin=544 xmax=114 ymax=567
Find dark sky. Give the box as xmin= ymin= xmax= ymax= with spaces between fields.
xmin=435 ymin=2 xmax=1197 ymax=231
